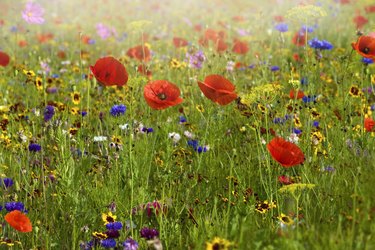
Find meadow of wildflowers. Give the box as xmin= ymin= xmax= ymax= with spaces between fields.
xmin=0 ymin=0 xmax=375 ymax=249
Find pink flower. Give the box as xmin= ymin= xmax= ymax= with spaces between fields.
xmin=22 ymin=2 xmax=45 ymax=24
xmin=96 ymin=23 xmax=117 ymax=40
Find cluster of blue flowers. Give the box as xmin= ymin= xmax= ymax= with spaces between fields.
xmin=110 ymin=104 xmax=126 ymax=116
xmin=274 ymin=23 xmax=288 ymax=32
xmin=44 ymin=105 xmax=55 ymax=122
xmin=0 ymin=201 xmax=28 ymax=213
xmin=308 ymin=38 xmax=333 ymax=50
xmin=187 ymin=140 xmax=208 ymax=153
xmin=28 ymin=143 xmax=42 ymax=152
xmin=1 ymin=177 xmax=13 ymax=188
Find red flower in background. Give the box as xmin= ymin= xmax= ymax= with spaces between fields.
xmin=232 ymin=40 xmax=249 ymax=55
xmin=0 ymin=51 xmax=10 ymax=67
xmin=173 ymin=37 xmax=188 ymax=48
xmin=198 ymin=75 xmax=237 ymax=105
xmin=90 ymin=56 xmax=128 ymax=86
xmin=353 ymin=15 xmax=368 ymax=29
xmin=364 ymin=118 xmax=375 ymax=132
xmin=289 ymin=89 xmax=305 ymax=99
xmin=292 ymin=30 xmax=307 ymax=46
xmin=37 ymin=33 xmax=54 ymax=43
xmin=5 ymin=210 xmax=32 ymax=233
xmin=215 ymin=39 xmax=228 ymax=52
xmin=144 ymin=80 xmax=183 ymax=110
xmin=267 ymin=137 xmax=305 ymax=167
xmin=365 ymin=5 xmax=375 ymax=13
xmin=127 ymin=45 xmax=151 ymax=62
xmin=352 ymin=36 xmax=375 ymax=59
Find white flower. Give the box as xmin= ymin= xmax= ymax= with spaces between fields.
xmin=93 ymin=136 xmax=107 ymax=142
xmin=119 ymin=124 xmax=130 ymax=130
xmin=288 ymin=133 xmax=299 ymax=144
xmin=168 ymin=132 xmax=181 ymax=143
xmin=183 ymin=130 xmax=194 ymax=139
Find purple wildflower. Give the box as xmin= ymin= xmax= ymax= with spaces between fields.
xmin=1 ymin=178 xmax=14 ymax=188
xmin=123 ymin=238 xmax=139 ymax=250
xmin=140 ymin=227 xmax=159 ymax=240
xmin=5 ymin=201 xmax=26 ymax=212
xmin=275 ymin=23 xmax=288 ymax=32
xmin=186 ymin=50 xmax=205 ymax=69
xmin=44 ymin=105 xmax=55 ymax=122
xmin=22 ymin=1 xmax=45 ymax=24
xmin=100 ymin=238 xmax=116 ymax=248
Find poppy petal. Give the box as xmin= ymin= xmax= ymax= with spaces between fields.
xmin=0 ymin=51 xmax=10 ymax=67
xmin=267 ymin=137 xmax=304 ymax=167
xmin=90 ymin=56 xmax=128 ymax=86
xmin=198 ymin=75 xmax=237 ymax=105
xmin=352 ymin=36 xmax=375 ymax=58
xmin=144 ymin=80 xmax=183 ymax=110
xmin=4 ymin=210 xmax=32 ymax=233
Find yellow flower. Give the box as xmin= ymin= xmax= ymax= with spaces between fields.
xmin=23 ymin=69 xmax=35 ymax=77
xmin=101 ymin=212 xmax=116 ymax=225
xmin=35 ymin=76 xmax=43 ymax=90
xmin=255 ymin=200 xmax=276 ymax=214
xmin=71 ymin=107 xmax=79 ymax=115
xmin=278 ymin=183 xmax=315 ymax=195
xmin=277 ymin=213 xmax=294 ymax=226
xmin=349 ymin=85 xmax=361 ymax=97
xmin=196 ymin=104 xmax=205 ymax=113
xmin=71 ymin=91 xmax=81 ymax=105
xmin=206 ymin=237 xmax=232 ymax=250
xmin=311 ymin=131 xmax=324 ymax=145
xmin=92 ymin=232 xmax=107 ymax=239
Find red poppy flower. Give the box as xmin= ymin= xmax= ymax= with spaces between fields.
xmin=90 ymin=56 xmax=128 ymax=87
xmin=215 ymin=38 xmax=228 ymax=52
xmin=232 ymin=40 xmax=249 ymax=55
xmin=267 ymin=137 xmax=305 ymax=167
xmin=352 ymin=36 xmax=375 ymax=59
xmin=278 ymin=175 xmax=293 ymax=185
xmin=364 ymin=117 xmax=375 ymax=132
xmin=81 ymin=35 xmax=92 ymax=44
xmin=37 ymin=33 xmax=54 ymax=43
xmin=205 ymin=29 xmax=218 ymax=41
xmin=289 ymin=89 xmax=305 ymax=99
xmin=126 ymin=45 xmax=151 ymax=62
xmin=273 ymin=15 xmax=285 ymax=22
xmin=0 ymin=51 xmax=10 ymax=67
xmin=292 ymin=30 xmax=307 ymax=46
xmin=353 ymin=15 xmax=368 ymax=29
xmin=198 ymin=36 xmax=209 ymax=47
xmin=18 ymin=40 xmax=28 ymax=47
xmin=198 ymin=74 xmax=237 ymax=105
xmin=232 ymin=16 xmax=246 ymax=22
xmin=194 ymin=24 xmax=202 ymax=32
xmin=4 ymin=210 xmax=32 ymax=233
xmin=365 ymin=5 xmax=375 ymax=13
xmin=144 ymin=80 xmax=183 ymax=110
xmin=173 ymin=37 xmax=188 ymax=48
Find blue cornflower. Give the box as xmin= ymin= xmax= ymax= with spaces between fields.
xmin=187 ymin=140 xmax=208 ymax=153
xmin=44 ymin=105 xmax=55 ymax=122
xmin=361 ymin=57 xmax=374 ymax=65
xmin=1 ymin=177 xmax=14 ymax=188
xmin=187 ymin=140 xmax=199 ymax=151
xmin=80 ymin=240 xmax=94 ymax=250
xmin=123 ymin=238 xmax=139 ymax=250
xmin=100 ymin=239 xmax=116 ymax=248
xmin=0 ymin=206 xmax=2 ymax=211
xmin=29 ymin=143 xmax=42 ymax=152
xmin=313 ymin=121 xmax=320 ymax=127
xmin=5 ymin=201 xmax=26 ymax=212
xmin=302 ymin=95 xmax=317 ymax=103
xmin=274 ymin=23 xmax=288 ymax=32
xmin=273 ymin=117 xmax=285 ymax=124
xmin=140 ymin=227 xmax=159 ymax=240
xmin=179 ymin=116 xmax=187 ymax=123
xmin=300 ymin=77 xmax=308 ymax=85
xmin=141 ymin=127 xmax=154 ymax=134
xmin=270 ymin=66 xmax=280 ymax=71
xmin=110 ymin=104 xmax=126 ymax=116
xmin=308 ymin=38 xmax=333 ymax=50
xmin=301 ymin=25 xmax=315 ymax=33
xmin=106 ymin=221 xmax=123 ymax=230
xmin=293 ymin=128 xmax=302 ymax=134
xmin=80 ymin=111 xmax=88 ymax=117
